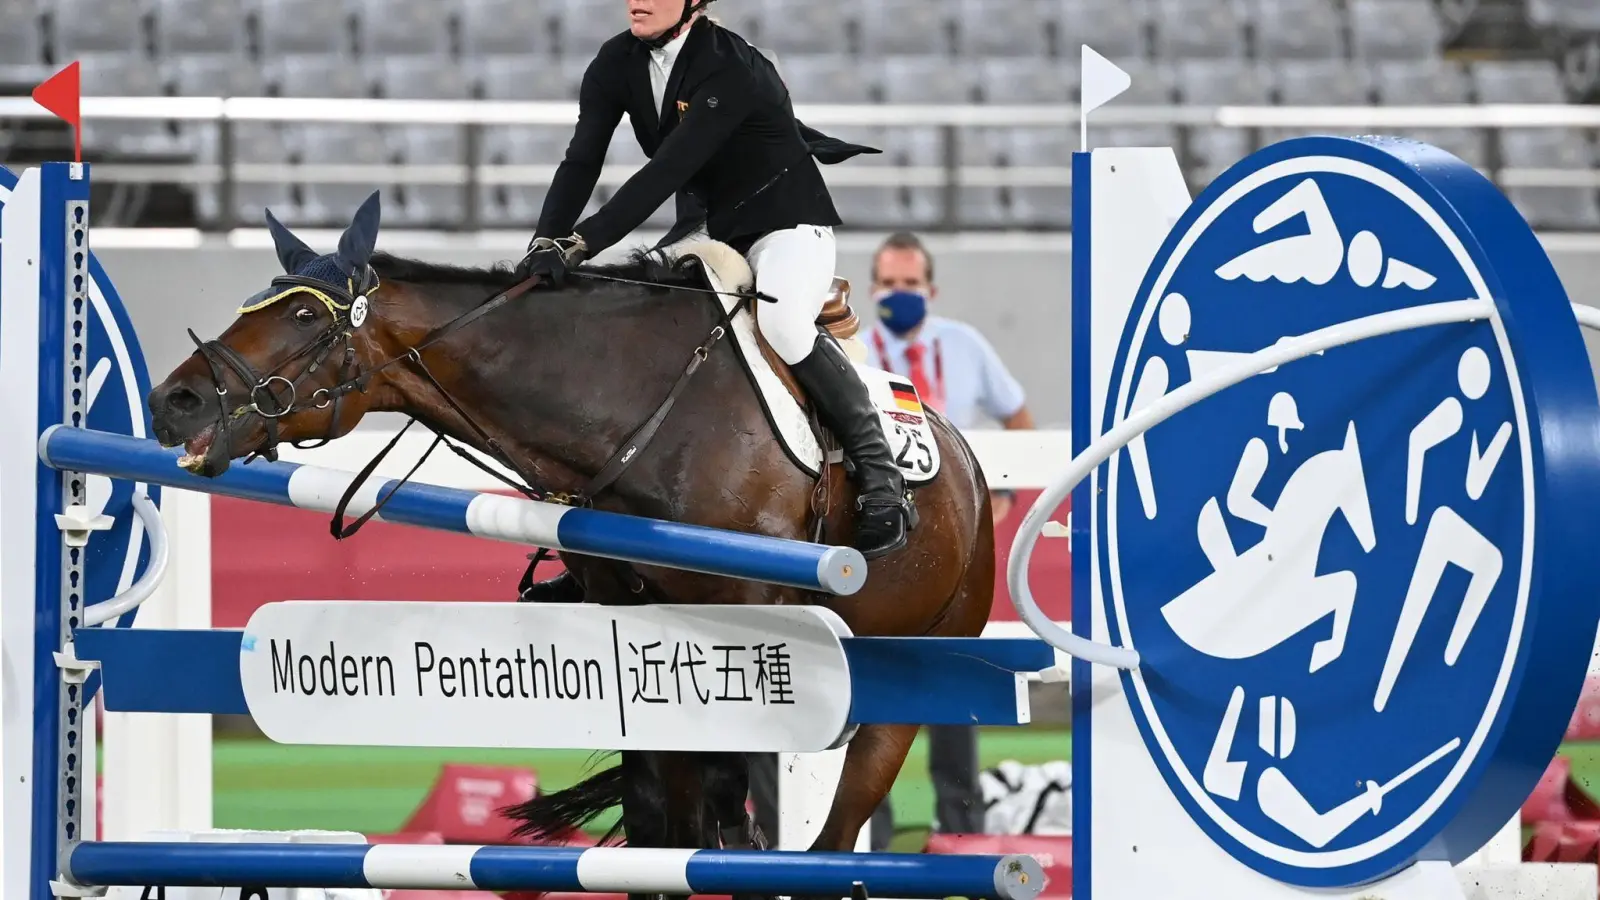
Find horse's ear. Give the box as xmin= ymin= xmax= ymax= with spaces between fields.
xmin=264 ymin=207 xmax=319 ymax=274
xmin=335 ymin=191 xmax=381 ymax=277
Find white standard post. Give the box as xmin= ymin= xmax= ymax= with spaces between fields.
xmin=778 ymin=749 xmax=871 ymax=851
xmin=100 ymin=488 xmax=213 ymax=841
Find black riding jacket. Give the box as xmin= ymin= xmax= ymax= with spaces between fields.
xmin=534 ymin=17 xmax=879 ymax=254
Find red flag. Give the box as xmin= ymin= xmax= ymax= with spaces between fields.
xmin=33 ymin=61 xmax=82 ymax=163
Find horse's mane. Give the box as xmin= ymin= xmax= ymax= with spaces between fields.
xmin=369 ymin=249 xmax=708 ymax=294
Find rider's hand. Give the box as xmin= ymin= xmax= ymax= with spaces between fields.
xmin=516 ymin=234 xmax=588 ymax=286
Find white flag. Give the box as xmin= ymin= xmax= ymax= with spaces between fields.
xmin=1081 ymin=45 xmax=1131 ymax=114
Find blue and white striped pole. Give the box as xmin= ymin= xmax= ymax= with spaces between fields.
xmin=65 ymin=842 xmax=1047 ymax=899
xmin=40 ymin=426 xmax=867 ymax=595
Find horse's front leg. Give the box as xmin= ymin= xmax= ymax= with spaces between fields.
xmin=697 ymin=752 xmax=777 ymax=900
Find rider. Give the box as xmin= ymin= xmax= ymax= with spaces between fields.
xmin=515 ymin=0 xmax=913 ymax=601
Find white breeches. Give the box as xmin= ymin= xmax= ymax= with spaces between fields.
xmin=746 ymin=225 xmax=837 ymax=365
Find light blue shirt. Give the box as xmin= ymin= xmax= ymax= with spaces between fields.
xmin=863 ymin=316 xmax=1027 ymax=430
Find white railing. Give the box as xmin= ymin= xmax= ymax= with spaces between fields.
xmin=2 ymin=96 xmax=1598 ymax=127
xmin=3 ymin=98 xmax=1597 ymax=228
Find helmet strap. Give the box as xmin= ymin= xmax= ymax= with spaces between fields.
xmin=641 ymin=0 xmax=713 ymax=49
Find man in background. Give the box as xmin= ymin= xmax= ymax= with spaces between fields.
xmin=748 ymin=231 xmax=1035 ymax=850
xmin=859 ymin=230 xmax=1034 ymax=845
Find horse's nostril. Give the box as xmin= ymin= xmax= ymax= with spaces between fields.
xmin=166 ymin=385 xmax=205 ymax=415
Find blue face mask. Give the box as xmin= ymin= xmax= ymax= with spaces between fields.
xmin=877 ymin=290 xmax=928 ymax=337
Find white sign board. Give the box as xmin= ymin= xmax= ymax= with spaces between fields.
xmin=240 ymin=602 xmax=856 ymax=752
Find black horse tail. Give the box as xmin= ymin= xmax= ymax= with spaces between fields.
xmin=503 ymin=763 xmax=629 ymax=845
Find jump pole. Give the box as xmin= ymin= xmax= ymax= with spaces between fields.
xmin=65 ymin=841 xmax=1044 ymax=898
xmin=39 ymin=425 xmax=866 ymax=596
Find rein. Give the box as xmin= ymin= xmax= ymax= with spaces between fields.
xmin=191 ymin=260 xmax=755 ymax=592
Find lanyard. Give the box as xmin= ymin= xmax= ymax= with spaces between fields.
xmin=872 ymin=330 xmax=945 ymax=411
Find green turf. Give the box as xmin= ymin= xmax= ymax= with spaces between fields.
xmin=211 ymin=727 xmax=1072 ymax=840
xmin=208 ymin=733 xmax=1600 ymax=853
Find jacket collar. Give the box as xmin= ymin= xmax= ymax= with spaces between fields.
xmin=633 ymin=17 xmax=708 ymax=135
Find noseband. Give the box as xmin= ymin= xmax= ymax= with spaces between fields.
xmin=187 ymin=271 xmax=378 ymax=463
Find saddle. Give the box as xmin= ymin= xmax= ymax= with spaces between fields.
xmin=669 ymin=240 xmax=941 ymax=486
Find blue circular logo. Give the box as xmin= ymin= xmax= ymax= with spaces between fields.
xmin=1098 ymin=137 xmax=1600 ymax=886
xmin=0 ymin=165 xmax=159 ymax=698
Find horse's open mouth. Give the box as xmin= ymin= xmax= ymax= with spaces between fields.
xmin=175 ymin=424 xmax=218 ymax=473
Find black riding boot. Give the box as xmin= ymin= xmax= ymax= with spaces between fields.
xmin=788 ymin=334 xmax=911 ymax=559
xmin=518 ymin=568 xmax=586 ymax=603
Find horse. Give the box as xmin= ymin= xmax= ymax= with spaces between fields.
xmin=145 ymin=193 xmax=996 ymax=893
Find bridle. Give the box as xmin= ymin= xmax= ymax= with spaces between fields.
xmin=185 ymin=259 xmax=752 ymax=585
xmin=187 ymin=272 xmax=379 ymax=464
xmin=187 ymin=264 xmax=545 ymax=484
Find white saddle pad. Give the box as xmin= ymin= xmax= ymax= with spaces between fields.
xmin=672 ymin=240 xmax=941 ymax=485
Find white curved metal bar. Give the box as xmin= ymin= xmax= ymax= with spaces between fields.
xmin=1008 ymin=298 xmax=1495 ymax=669
xmin=83 ymin=491 xmax=168 ymax=627
xmin=1572 ymin=302 xmax=1600 ymax=332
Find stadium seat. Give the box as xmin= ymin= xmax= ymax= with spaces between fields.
xmin=976 ymin=57 xmax=1077 ymax=104
xmin=475 ymin=55 xmax=587 ymax=101
xmin=380 ymin=52 xmax=471 ymax=227
xmin=1001 ymin=126 xmax=1072 ymax=228
xmin=48 ymin=0 xmax=145 ymax=54
xmin=266 ymin=53 xmax=370 ymax=98
xmin=353 ymin=0 xmax=453 ymax=56
xmin=879 ymin=55 xmax=979 ymax=105
xmin=1348 ymin=0 xmax=1445 ymax=59
xmin=1057 ymin=0 xmax=1150 ymax=62
xmin=1373 ymin=59 xmax=1472 ymax=104
xmin=76 ymin=53 xmax=178 ymax=156
xmin=1369 ymin=59 xmax=1488 ymax=174
xmin=1115 ymin=59 xmax=1178 ymax=104
xmin=254 ymin=0 xmax=352 ymax=55
xmin=183 ymin=115 xmax=298 ymax=227
xmin=297 ymin=158 xmax=395 ymax=226
xmin=753 ymin=0 xmax=852 ymax=56
xmin=708 ymin=4 xmax=763 ymax=45
xmin=1470 ymin=59 xmax=1570 ymax=103
xmin=1151 ymin=0 xmax=1247 ymax=58
xmin=0 ymin=5 xmax=48 ymax=84
xmin=373 ymin=57 xmax=472 ymax=100
xmin=1247 ymin=0 xmax=1345 ymax=58
xmin=165 ymin=53 xmax=267 ymax=97
xmin=556 ymin=0 xmax=631 ymax=54
xmin=955 ymin=0 xmax=1054 ymax=58
xmin=153 ymin=0 xmax=247 ymax=55
xmin=1262 ymin=61 xmax=1371 ymax=150
xmin=1499 ymin=129 xmax=1600 ymax=230
xmin=955 ymin=186 xmax=1014 ymax=230
xmin=458 ymin=0 xmax=553 ymax=56
xmin=391 ymin=127 xmax=469 ymax=229
xmin=859 ymin=0 xmax=952 ymax=55
xmin=1175 ymin=58 xmax=1272 ymax=105
xmin=778 ymin=54 xmax=878 ymax=104
xmin=1276 ymin=59 xmax=1373 ymax=105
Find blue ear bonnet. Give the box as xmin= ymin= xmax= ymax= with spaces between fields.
xmin=293 ymin=254 xmax=351 ymax=286
xmin=260 ymin=191 xmax=382 ymax=296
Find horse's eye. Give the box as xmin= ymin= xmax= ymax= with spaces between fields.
xmin=293 ymin=306 xmax=318 ymax=325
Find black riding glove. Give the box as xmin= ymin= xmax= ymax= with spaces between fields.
xmin=516 ymin=234 xmax=588 ymax=286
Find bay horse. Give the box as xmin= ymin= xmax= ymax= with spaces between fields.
xmin=146 ymin=194 xmax=994 ymax=892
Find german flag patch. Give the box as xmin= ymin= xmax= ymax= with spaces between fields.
xmin=889 ymin=379 xmax=922 ymax=413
